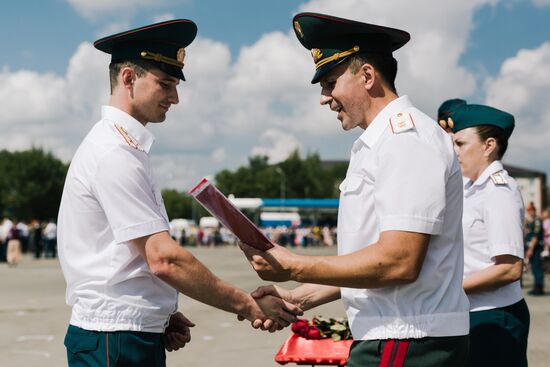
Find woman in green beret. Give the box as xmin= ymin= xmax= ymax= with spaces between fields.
xmin=451 ymin=104 xmax=529 ymax=367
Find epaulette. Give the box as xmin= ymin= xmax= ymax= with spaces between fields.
xmin=490 ymin=171 xmax=508 ymax=185
xmin=114 ymin=124 xmax=144 ymax=152
xmin=389 ymin=112 xmax=415 ymax=134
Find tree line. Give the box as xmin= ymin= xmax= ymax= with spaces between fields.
xmin=0 ymin=149 xmax=347 ymax=222
xmin=163 ymin=150 xmax=348 ymax=220
xmin=0 ymin=148 xmax=68 ymax=221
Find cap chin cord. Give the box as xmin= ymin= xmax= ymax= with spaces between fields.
xmin=140 ymin=50 xmax=184 ymax=68
xmin=314 ymin=46 xmax=360 ymax=69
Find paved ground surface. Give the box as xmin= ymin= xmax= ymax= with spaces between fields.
xmin=1 ymin=247 xmax=549 ymax=367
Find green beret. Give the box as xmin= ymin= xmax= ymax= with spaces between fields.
xmin=437 ymin=99 xmax=466 ymax=130
xmin=94 ymin=19 xmax=197 ymax=81
xmin=450 ymin=104 xmax=515 ymax=138
xmin=292 ymin=13 xmax=410 ymax=84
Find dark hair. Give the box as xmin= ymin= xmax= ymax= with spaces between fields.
xmin=108 ymin=59 xmax=154 ymax=94
xmin=348 ymin=52 xmax=398 ymax=93
xmin=474 ymin=125 xmax=509 ymax=160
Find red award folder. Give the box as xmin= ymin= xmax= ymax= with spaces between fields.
xmin=189 ymin=178 xmax=274 ymax=251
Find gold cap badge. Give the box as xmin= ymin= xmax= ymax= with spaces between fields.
xmin=311 ymin=48 xmax=323 ymax=63
xmin=177 ymin=48 xmax=186 ymax=65
xmin=294 ymin=21 xmax=304 ymax=38
xmin=447 ymin=117 xmax=454 ymax=129
xmin=439 ymin=117 xmax=454 ymax=130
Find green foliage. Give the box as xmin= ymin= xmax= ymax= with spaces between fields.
xmin=161 ymin=188 xmax=208 ymax=220
xmin=0 ymin=147 xmax=348 ymax=222
xmin=312 ymin=316 xmax=353 ymax=341
xmin=215 ymin=150 xmax=347 ymax=198
xmin=0 ymin=148 xmax=68 ymax=221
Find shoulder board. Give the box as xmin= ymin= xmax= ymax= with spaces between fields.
xmin=490 ymin=171 xmax=508 ymax=185
xmin=389 ymin=112 xmax=415 ymax=134
xmin=114 ymin=124 xmax=144 ymax=152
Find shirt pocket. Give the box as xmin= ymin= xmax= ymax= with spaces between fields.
xmin=339 ymin=175 xmax=365 ymax=195
xmin=463 ymin=214 xmax=489 ymax=254
xmin=339 ymin=175 xmax=367 ymax=232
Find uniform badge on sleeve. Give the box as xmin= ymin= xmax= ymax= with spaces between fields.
xmin=490 ymin=171 xmax=508 ymax=185
xmin=389 ymin=112 xmax=415 ymax=134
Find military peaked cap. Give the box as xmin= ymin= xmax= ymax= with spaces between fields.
xmin=292 ymin=12 xmax=410 ymax=83
xmin=94 ymin=19 xmax=197 ymax=80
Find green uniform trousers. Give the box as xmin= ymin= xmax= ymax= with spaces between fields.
xmin=347 ymin=335 xmax=469 ymax=367
xmin=64 ymin=325 xmax=166 ymax=367
xmin=468 ymin=299 xmax=530 ymax=367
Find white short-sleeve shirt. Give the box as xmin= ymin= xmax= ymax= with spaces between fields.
xmin=462 ymin=160 xmax=524 ymax=311
xmin=58 ymin=106 xmax=177 ymax=333
xmin=338 ymin=96 xmax=470 ymax=340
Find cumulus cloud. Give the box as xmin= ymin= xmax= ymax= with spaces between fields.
xmin=0 ymin=42 xmax=110 ymax=162
xmin=296 ymin=0 xmax=500 ymax=114
xmin=531 ymin=0 xmax=550 ymax=7
xmin=484 ymin=42 xmax=550 ymax=173
xmin=152 ymin=13 xmax=176 ymax=23
xmin=10 ymin=0 xmax=546 ymax=190
xmin=66 ymin=0 xmax=168 ymax=20
xmin=251 ymin=129 xmax=301 ymax=164
xmin=95 ymin=21 xmax=132 ymax=39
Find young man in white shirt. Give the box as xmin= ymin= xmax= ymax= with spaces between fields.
xmin=58 ymin=19 xmax=301 ymax=367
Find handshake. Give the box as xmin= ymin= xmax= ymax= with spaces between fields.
xmin=237 ymin=284 xmax=302 ymax=333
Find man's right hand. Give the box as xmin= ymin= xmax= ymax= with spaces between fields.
xmin=238 ymin=285 xmax=300 ymax=332
xmin=251 ymin=284 xmax=295 ymax=304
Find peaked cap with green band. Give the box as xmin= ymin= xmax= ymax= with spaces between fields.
xmin=437 ymin=98 xmax=467 ymax=130
xmin=292 ymin=12 xmax=410 ymax=84
xmin=450 ymin=104 xmax=515 ymax=138
xmin=94 ymin=19 xmax=197 ymax=81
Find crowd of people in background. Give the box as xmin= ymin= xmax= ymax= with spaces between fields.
xmin=1 ymin=206 xmax=549 ymax=277
xmin=524 ymin=203 xmax=550 ymax=295
xmin=170 ymin=222 xmax=337 ymax=248
xmin=0 ymin=218 xmax=58 ymax=266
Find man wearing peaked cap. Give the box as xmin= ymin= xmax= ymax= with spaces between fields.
xmin=241 ymin=13 xmax=470 ymax=366
xmin=438 ymin=98 xmax=467 ymax=134
xmin=58 ymin=20 xmax=301 ymax=367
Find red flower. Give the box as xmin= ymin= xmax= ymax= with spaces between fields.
xmin=291 ymin=319 xmax=309 ymax=334
xmin=305 ymin=327 xmax=322 ymax=340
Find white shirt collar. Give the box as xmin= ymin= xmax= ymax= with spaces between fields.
xmin=357 ymin=95 xmax=414 ymax=149
xmin=464 ymin=160 xmax=504 ymax=191
xmin=101 ymin=105 xmax=155 ymax=153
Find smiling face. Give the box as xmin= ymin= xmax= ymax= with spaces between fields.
xmin=130 ymin=68 xmax=180 ymax=124
xmin=452 ymin=127 xmax=493 ymax=181
xmin=319 ymin=62 xmax=369 ymax=131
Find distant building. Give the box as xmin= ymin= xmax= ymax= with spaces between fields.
xmin=505 ymin=164 xmax=547 ymax=214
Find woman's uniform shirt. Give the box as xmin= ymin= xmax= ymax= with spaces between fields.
xmin=463 ymin=160 xmax=524 ymax=312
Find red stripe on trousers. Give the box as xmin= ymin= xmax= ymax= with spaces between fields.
xmin=379 ymin=340 xmax=395 ymax=367
xmin=393 ymin=340 xmax=410 ymax=367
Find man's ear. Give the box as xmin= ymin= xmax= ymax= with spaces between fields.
xmin=361 ymin=63 xmax=376 ymax=90
xmin=120 ymin=67 xmax=135 ymax=89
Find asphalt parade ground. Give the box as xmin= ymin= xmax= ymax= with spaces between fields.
xmin=1 ymin=246 xmax=549 ymax=367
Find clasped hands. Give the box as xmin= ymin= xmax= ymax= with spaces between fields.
xmin=238 ymin=242 xmax=303 ymax=332
xmin=240 ymin=284 xmax=300 ymax=332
